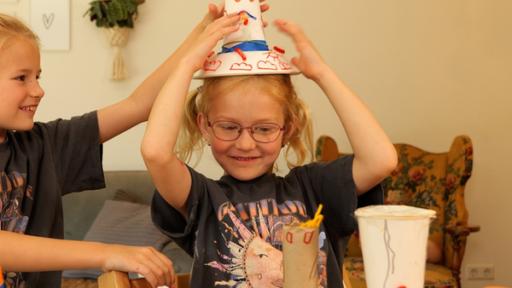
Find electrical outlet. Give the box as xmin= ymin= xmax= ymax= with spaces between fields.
xmin=466 ymin=264 xmax=495 ymax=280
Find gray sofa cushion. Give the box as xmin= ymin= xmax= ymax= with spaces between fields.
xmin=62 ymin=171 xmax=193 ymax=277
xmin=63 ymin=171 xmax=154 ymax=240
xmin=63 ymin=200 xmax=170 ymax=278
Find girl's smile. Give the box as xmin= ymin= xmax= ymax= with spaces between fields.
xmin=19 ymin=104 xmax=39 ymax=113
xmin=199 ymin=83 xmax=287 ymax=181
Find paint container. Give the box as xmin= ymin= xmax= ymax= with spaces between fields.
xmin=355 ymin=205 xmax=435 ymax=288
xmin=282 ymin=223 xmax=319 ymax=288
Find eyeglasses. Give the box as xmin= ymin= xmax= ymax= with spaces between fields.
xmin=207 ymin=119 xmax=285 ymax=143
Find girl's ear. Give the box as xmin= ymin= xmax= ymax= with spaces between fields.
xmin=197 ymin=113 xmax=211 ymax=142
xmin=282 ymin=122 xmax=296 ymax=147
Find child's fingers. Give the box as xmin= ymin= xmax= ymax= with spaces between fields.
xmin=151 ymin=247 xmax=175 ymax=286
xmin=290 ymin=57 xmax=302 ymax=70
xmin=273 ymin=19 xmax=310 ymax=45
xmin=135 ymin=264 xmax=159 ymax=288
xmin=273 ymin=19 xmax=300 ymax=36
xmin=128 ymin=247 xmax=170 ymax=287
xmin=144 ymin=247 xmax=174 ymax=286
xmin=260 ymin=3 xmax=270 ymax=13
xmin=205 ymin=13 xmax=240 ymax=33
xmin=207 ymin=2 xmax=225 ymax=19
xmin=274 ymin=19 xmax=318 ymax=59
xmin=204 ymin=14 xmax=240 ymax=39
xmin=203 ymin=27 xmax=239 ymax=49
xmin=260 ymin=1 xmax=269 ymax=28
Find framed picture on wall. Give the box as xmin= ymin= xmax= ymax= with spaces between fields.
xmin=30 ymin=0 xmax=70 ymax=51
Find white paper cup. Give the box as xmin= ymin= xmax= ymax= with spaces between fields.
xmin=355 ymin=205 xmax=435 ymax=288
xmin=224 ymin=0 xmax=265 ymax=44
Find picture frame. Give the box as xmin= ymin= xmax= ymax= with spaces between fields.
xmin=29 ymin=0 xmax=70 ymax=51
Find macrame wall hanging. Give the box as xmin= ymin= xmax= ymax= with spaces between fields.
xmin=85 ymin=0 xmax=145 ymax=80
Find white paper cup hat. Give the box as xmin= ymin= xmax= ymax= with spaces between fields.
xmin=194 ymin=0 xmax=299 ymax=78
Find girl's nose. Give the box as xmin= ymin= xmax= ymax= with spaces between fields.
xmin=30 ymin=81 xmax=45 ymax=99
xmin=235 ymin=129 xmax=256 ymax=150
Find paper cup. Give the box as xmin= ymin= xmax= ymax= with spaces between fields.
xmin=224 ymin=0 xmax=265 ymax=44
xmin=355 ymin=205 xmax=435 ymax=288
xmin=282 ymin=223 xmax=319 ymax=288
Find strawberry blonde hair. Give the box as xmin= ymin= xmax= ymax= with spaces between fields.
xmin=178 ymin=75 xmax=314 ymax=169
xmin=0 ymin=13 xmax=39 ymax=50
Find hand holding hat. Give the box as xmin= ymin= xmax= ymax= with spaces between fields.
xmin=181 ymin=13 xmax=243 ymax=74
xmin=166 ymin=1 xmax=269 ymax=77
xmin=274 ymin=19 xmax=330 ymax=81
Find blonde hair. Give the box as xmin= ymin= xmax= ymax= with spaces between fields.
xmin=177 ymin=75 xmax=314 ymax=169
xmin=0 ymin=13 xmax=39 ymax=49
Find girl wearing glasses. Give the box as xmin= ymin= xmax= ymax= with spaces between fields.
xmin=142 ymin=15 xmax=397 ymax=288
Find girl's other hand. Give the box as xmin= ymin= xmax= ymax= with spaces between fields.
xmin=274 ymin=19 xmax=329 ymax=81
xmin=102 ymin=244 xmax=175 ymax=288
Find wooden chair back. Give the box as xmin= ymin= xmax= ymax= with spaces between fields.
xmin=98 ymin=271 xmax=190 ymax=288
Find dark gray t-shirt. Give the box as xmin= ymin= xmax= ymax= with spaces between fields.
xmin=0 ymin=112 xmax=105 ymax=287
xmin=152 ymin=155 xmax=379 ymax=288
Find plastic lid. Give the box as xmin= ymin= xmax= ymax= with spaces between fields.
xmin=355 ymin=205 xmax=436 ymax=219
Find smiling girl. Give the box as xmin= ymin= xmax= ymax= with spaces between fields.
xmin=142 ymin=9 xmax=397 ymax=288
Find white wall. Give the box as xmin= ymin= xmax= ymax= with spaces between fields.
xmin=2 ymin=0 xmax=511 ymax=286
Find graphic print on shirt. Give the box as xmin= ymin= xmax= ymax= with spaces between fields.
xmin=206 ymin=198 xmax=328 ymax=287
xmin=0 ymin=171 xmax=32 ymax=232
xmin=0 ymin=171 xmax=33 ymax=288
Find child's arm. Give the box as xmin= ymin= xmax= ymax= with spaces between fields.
xmin=96 ymin=2 xmax=268 ymax=144
xmin=96 ymin=4 xmax=222 ymax=143
xmin=0 ymin=231 xmax=174 ymax=287
xmin=141 ymin=14 xmax=241 ymax=216
xmin=275 ymin=20 xmax=397 ymax=195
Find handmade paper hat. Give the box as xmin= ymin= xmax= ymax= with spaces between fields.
xmin=194 ymin=0 xmax=299 ymax=78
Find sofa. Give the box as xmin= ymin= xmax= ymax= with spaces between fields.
xmin=61 ymin=170 xmax=192 ymax=287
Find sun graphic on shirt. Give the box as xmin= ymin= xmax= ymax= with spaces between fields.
xmin=205 ymin=200 xmax=331 ymax=288
xmin=206 ymin=208 xmax=289 ymax=287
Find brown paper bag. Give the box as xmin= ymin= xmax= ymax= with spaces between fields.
xmin=282 ymin=223 xmax=319 ymax=288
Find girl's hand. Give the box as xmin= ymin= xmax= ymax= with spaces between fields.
xmin=204 ymin=0 xmax=269 ymax=26
xmin=102 ymin=244 xmax=175 ymax=288
xmin=177 ymin=1 xmax=269 ymax=74
xmin=180 ymin=13 xmax=241 ymax=73
xmin=274 ymin=19 xmax=330 ymax=81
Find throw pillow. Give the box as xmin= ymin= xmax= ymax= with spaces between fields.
xmin=63 ymin=200 xmax=170 ymax=279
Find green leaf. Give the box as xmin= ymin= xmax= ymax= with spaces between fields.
xmin=85 ymin=0 xmax=143 ymax=28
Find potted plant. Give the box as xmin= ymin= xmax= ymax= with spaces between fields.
xmin=85 ymin=0 xmax=145 ymax=28
xmin=84 ymin=0 xmax=146 ymax=80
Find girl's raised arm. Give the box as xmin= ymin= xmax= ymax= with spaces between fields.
xmin=275 ymin=19 xmax=397 ymax=194
xmin=141 ymin=14 xmax=241 ymax=216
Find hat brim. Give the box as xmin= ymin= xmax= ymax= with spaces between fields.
xmin=193 ymin=50 xmax=300 ymax=79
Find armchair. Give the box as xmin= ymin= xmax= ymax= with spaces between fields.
xmin=315 ymin=135 xmax=480 ymax=288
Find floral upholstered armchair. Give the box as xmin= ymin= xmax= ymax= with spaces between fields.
xmin=315 ymin=135 xmax=480 ymax=288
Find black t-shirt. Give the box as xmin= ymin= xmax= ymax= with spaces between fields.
xmin=0 ymin=112 xmax=105 ymax=287
xmin=152 ymin=155 xmax=377 ymax=288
